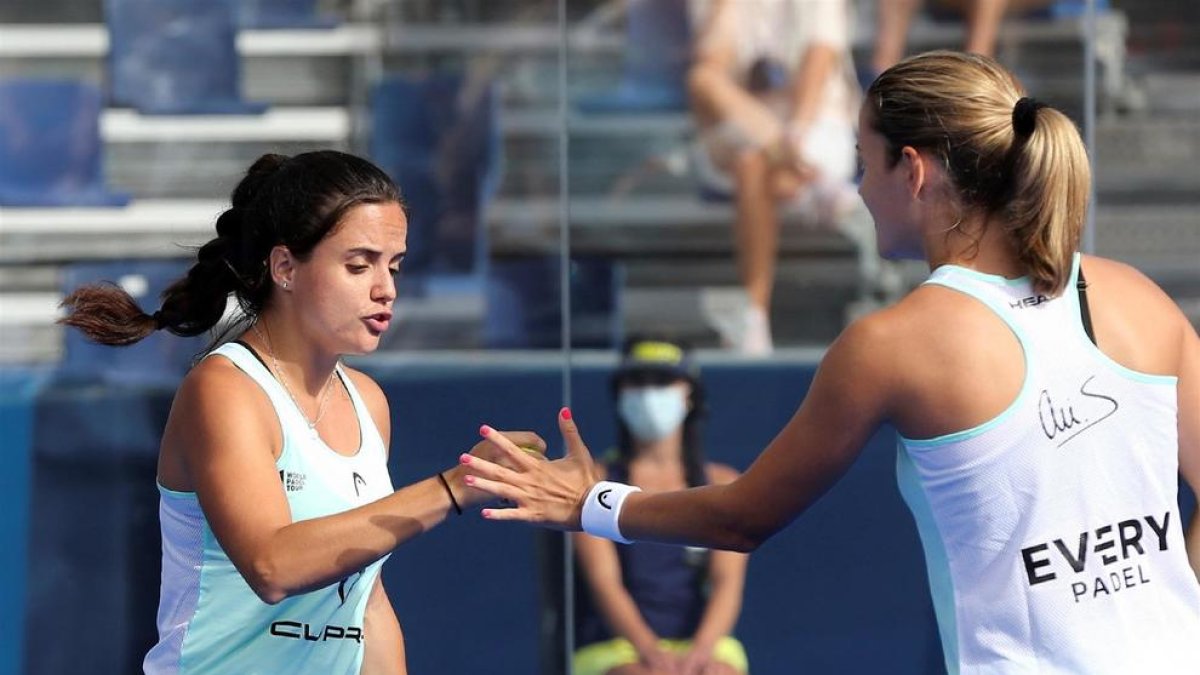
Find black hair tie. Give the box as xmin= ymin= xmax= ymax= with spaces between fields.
xmin=1012 ymin=97 xmax=1047 ymax=138
xmin=151 ymin=310 xmax=167 ymax=330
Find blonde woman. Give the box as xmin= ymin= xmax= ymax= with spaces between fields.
xmin=467 ymin=52 xmax=1200 ymax=674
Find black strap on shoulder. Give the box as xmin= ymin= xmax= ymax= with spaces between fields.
xmin=232 ymin=339 xmax=272 ymax=371
xmin=1077 ymin=268 xmax=1097 ymax=347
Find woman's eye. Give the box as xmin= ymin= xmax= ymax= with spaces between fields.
xmin=348 ymin=264 xmax=369 ymax=274
xmin=389 ymin=267 xmax=401 ymax=277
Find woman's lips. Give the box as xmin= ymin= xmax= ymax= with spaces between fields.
xmin=363 ymin=313 xmax=392 ymax=333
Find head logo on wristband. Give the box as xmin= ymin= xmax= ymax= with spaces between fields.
xmin=581 ymin=481 xmax=642 ymax=544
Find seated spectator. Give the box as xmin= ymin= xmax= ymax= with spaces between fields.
xmin=687 ymin=0 xmax=860 ymax=355
xmin=574 ymin=337 xmax=749 ymax=675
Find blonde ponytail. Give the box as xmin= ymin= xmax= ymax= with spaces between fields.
xmin=867 ymin=51 xmax=1091 ymax=295
xmin=1004 ymin=106 xmax=1091 ymax=294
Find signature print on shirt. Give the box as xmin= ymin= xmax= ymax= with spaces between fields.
xmin=1037 ymin=375 xmax=1119 ymax=447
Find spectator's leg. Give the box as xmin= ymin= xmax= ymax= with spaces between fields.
xmin=872 ymin=0 xmax=923 ymax=73
xmin=732 ymin=149 xmax=778 ymax=355
xmin=687 ymin=62 xmax=785 ymax=150
xmin=733 ymin=149 xmax=777 ymax=313
xmin=933 ymin=0 xmax=1056 ymax=58
xmin=962 ymin=0 xmax=1009 ymax=56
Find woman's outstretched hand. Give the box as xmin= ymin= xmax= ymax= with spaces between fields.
xmin=461 ymin=408 xmax=599 ymax=531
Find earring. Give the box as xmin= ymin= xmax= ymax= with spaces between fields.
xmin=282 ymin=281 xmax=290 ymax=290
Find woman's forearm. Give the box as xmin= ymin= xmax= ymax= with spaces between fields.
xmin=619 ymin=484 xmax=772 ymax=553
xmin=248 ymin=470 xmax=465 ymax=603
xmin=789 ymin=44 xmax=840 ymax=131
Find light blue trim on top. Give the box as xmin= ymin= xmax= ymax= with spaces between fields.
xmin=1094 ymin=359 xmax=1177 ymax=386
xmin=158 ymin=482 xmax=197 ymax=499
xmin=929 ymin=263 xmax=1030 ymax=288
xmin=896 ymin=442 xmax=959 ymax=675
xmin=900 ymin=273 xmax=1034 ymax=449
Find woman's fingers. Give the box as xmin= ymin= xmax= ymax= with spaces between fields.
xmin=501 ymin=430 xmax=547 ymax=454
xmin=556 ymin=408 xmax=591 ymax=461
xmin=458 ymin=452 xmax=510 ymax=481
xmin=479 ymin=425 xmax=542 ymax=469
xmin=462 ymin=473 xmax=523 ymax=504
xmin=479 ymin=505 xmax=533 ymax=522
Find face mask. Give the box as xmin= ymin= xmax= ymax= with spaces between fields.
xmin=618 ymin=386 xmax=688 ymax=442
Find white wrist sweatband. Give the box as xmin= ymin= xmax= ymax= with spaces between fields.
xmin=580 ymin=480 xmax=641 ymax=544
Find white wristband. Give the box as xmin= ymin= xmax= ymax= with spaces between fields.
xmin=580 ymin=480 xmax=641 ymax=544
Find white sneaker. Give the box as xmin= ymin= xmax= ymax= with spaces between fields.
xmin=699 ymin=289 xmax=774 ymax=357
xmin=740 ymin=305 xmax=774 ymax=357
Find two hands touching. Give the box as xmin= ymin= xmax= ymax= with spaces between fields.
xmin=461 ymin=408 xmax=598 ymax=530
xmin=462 ymin=410 xmax=730 ymax=675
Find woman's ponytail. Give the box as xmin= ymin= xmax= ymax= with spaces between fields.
xmin=1004 ymin=104 xmax=1091 ymax=294
xmin=58 ymin=157 xmax=287 ymax=345
xmin=58 ymin=283 xmax=161 ymax=346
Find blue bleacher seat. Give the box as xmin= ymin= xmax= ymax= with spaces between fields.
xmin=928 ymin=0 xmax=1110 ymax=22
xmin=1036 ymin=0 xmax=1110 ymax=19
xmin=60 ymin=260 xmax=205 ymax=384
xmin=0 ymin=79 xmax=130 ymax=207
xmin=484 ymin=256 xmax=624 ymax=349
xmin=105 ymin=0 xmax=267 ymax=115
xmin=576 ymin=0 xmax=693 ymax=114
xmin=369 ymin=73 xmax=501 ymax=277
xmin=237 ymin=0 xmax=339 ymax=30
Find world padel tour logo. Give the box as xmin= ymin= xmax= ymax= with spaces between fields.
xmin=279 ymin=470 xmax=306 ymax=492
xmin=1021 ymin=512 xmax=1171 ymax=603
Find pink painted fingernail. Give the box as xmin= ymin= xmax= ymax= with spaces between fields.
xmin=481 ymin=509 xmax=492 ymax=519
xmin=560 ymin=407 xmax=572 ymax=420
xmin=480 ymin=424 xmax=491 ymax=436
xmin=464 ymin=475 xmax=476 ymax=486
xmin=460 ymin=453 xmax=472 ymax=464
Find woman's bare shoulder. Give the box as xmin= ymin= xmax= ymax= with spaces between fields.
xmin=171 ymin=353 xmax=273 ymax=428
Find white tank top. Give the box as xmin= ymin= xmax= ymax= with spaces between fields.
xmin=144 ymin=342 xmax=394 ymax=675
xmin=897 ymin=255 xmax=1200 ymax=674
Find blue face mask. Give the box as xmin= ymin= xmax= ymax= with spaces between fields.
xmin=618 ymin=386 xmax=688 ymax=442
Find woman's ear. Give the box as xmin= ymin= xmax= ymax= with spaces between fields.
xmin=268 ymin=245 xmax=296 ymax=291
xmin=900 ymin=145 xmax=927 ymax=200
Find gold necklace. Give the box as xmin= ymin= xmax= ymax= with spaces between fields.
xmin=251 ymin=321 xmax=338 ymax=430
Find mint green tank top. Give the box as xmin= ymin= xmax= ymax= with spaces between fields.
xmin=144 ymin=342 xmax=394 ymax=675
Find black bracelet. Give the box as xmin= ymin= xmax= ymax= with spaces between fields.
xmin=437 ymin=472 xmax=462 ymax=516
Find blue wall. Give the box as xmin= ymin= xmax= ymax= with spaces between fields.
xmin=15 ymin=355 xmax=1189 ymax=673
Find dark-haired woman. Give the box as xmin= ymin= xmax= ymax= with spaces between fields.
xmin=465 ymin=52 xmax=1200 ymax=673
xmin=60 ymin=151 xmax=544 ymax=675
xmin=573 ymin=338 xmax=747 ymax=675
